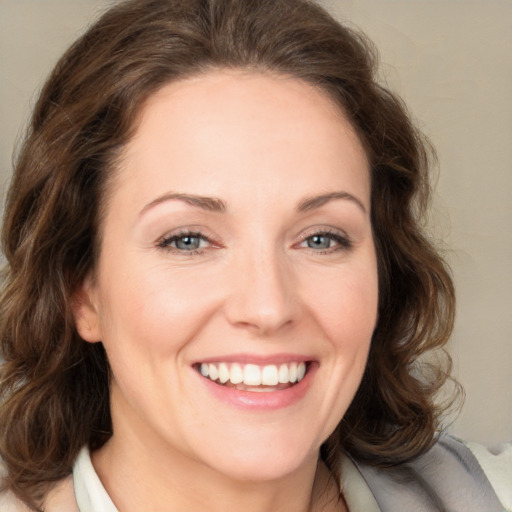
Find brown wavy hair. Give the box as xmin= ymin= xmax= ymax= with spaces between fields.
xmin=0 ymin=0 xmax=457 ymax=509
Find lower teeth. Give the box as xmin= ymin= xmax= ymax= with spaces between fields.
xmin=219 ymin=381 xmax=293 ymax=392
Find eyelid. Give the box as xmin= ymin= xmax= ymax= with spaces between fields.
xmin=295 ymin=227 xmax=353 ymax=252
xmin=156 ymin=228 xmax=220 ymax=254
xmin=154 ymin=226 xmax=353 ymax=255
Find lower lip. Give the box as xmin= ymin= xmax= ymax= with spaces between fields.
xmin=195 ymin=363 xmax=317 ymax=410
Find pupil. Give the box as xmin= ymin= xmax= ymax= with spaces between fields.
xmin=308 ymin=235 xmax=330 ymax=249
xmin=177 ymin=236 xmax=199 ymax=250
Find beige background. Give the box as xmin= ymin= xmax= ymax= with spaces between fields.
xmin=0 ymin=0 xmax=511 ymax=444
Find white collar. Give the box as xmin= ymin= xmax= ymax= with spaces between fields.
xmin=73 ymin=447 xmax=117 ymax=512
xmin=72 ymin=446 xmax=380 ymax=511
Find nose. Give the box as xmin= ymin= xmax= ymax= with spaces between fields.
xmin=224 ymin=247 xmax=298 ymax=336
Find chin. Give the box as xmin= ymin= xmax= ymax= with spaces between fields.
xmin=208 ymin=449 xmax=314 ymax=483
xmin=186 ymin=426 xmax=322 ymax=483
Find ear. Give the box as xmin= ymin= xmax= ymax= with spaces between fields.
xmin=71 ymin=275 xmax=102 ymax=343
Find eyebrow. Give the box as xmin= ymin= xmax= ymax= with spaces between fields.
xmin=140 ymin=192 xmax=227 ymax=216
xmin=139 ymin=190 xmax=367 ymax=216
xmin=297 ymin=191 xmax=367 ymax=214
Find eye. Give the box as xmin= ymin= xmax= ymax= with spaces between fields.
xmin=306 ymin=234 xmax=334 ymax=250
xmin=158 ymin=231 xmax=211 ymax=253
xmin=299 ymin=231 xmax=351 ymax=252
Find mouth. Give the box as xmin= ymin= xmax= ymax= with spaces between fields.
xmin=194 ymin=361 xmax=310 ymax=393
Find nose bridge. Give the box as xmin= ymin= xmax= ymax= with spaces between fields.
xmin=225 ymin=241 xmax=296 ymax=334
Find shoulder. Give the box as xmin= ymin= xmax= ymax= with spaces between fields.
xmin=0 ymin=475 xmax=78 ymax=512
xmin=351 ymin=435 xmax=511 ymax=512
xmin=463 ymin=438 xmax=512 ymax=511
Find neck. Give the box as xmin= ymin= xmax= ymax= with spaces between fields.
xmin=92 ymin=427 xmax=343 ymax=512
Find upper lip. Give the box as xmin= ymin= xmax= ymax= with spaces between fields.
xmin=193 ymin=353 xmax=315 ymax=365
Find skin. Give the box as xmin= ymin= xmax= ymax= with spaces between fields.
xmin=74 ymin=69 xmax=378 ymax=512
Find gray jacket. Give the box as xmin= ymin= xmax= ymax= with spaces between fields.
xmin=353 ymin=435 xmax=506 ymax=511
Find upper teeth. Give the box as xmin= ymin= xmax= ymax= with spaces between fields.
xmin=199 ymin=362 xmax=307 ymax=386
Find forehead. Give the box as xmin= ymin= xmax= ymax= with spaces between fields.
xmin=111 ymin=69 xmax=370 ymax=212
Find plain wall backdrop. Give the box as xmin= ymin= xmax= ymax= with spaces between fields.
xmin=0 ymin=0 xmax=511 ymax=445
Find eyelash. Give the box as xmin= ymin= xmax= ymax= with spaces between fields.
xmin=297 ymin=229 xmax=352 ymax=254
xmin=157 ymin=230 xmax=214 ymax=255
xmin=156 ymin=229 xmax=352 ymax=255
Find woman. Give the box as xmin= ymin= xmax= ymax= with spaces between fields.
xmin=0 ymin=0 xmax=509 ymax=510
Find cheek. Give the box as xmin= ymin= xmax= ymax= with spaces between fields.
xmin=96 ymin=260 xmax=221 ymax=356
xmin=303 ymin=265 xmax=378 ymax=348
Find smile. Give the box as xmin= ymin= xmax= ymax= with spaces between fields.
xmin=196 ymin=362 xmax=308 ymax=391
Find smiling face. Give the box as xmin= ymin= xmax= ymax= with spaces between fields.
xmin=74 ymin=70 xmax=378 ymax=483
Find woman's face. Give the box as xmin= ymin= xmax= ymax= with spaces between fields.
xmin=75 ymin=70 xmax=378 ymax=481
